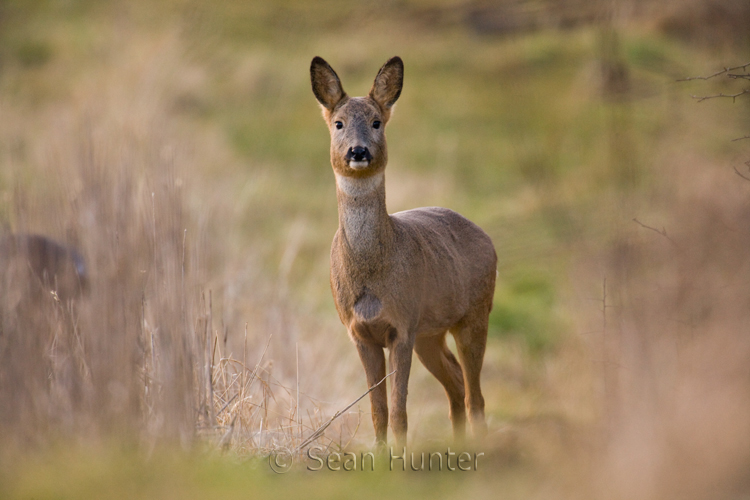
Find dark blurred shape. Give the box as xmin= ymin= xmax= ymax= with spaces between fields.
xmin=0 ymin=233 xmax=88 ymax=302
xmin=14 ymin=39 xmax=53 ymax=67
xmin=598 ymin=24 xmax=630 ymax=100
xmin=466 ymin=2 xmax=539 ymax=36
xmin=455 ymin=0 xmax=749 ymax=47
xmin=464 ymin=0 xmax=601 ymax=36
xmin=656 ymin=0 xmax=750 ymax=47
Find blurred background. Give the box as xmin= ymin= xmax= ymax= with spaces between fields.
xmin=1 ymin=0 xmax=750 ymax=498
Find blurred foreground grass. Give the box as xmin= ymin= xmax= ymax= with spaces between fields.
xmin=1 ymin=0 xmax=750 ymax=498
xmin=0 ymin=442 xmax=543 ymax=500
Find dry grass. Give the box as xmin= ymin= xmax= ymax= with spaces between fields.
xmin=0 ymin=31 xmax=365 ymax=460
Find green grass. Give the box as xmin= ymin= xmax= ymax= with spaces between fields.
xmin=0 ymin=443 xmax=537 ymax=500
xmin=490 ymin=268 xmax=559 ymax=354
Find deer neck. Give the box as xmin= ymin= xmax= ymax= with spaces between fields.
xmin=335 ymin=172 xmax=393 ymax=257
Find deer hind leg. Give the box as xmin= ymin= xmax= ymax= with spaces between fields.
xmin=354 ymin=339 xmax=388 ymax=446
xmin=414 ymin=334 xmax=467 ymax=441
xmin=451 ymin=312 xmax=489 ymax=439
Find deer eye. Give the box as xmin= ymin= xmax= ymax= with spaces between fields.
xmin=335 ymin=121 xmax=343 ymax=130
xmin=373 ymin=121 xmax=381 ymax=129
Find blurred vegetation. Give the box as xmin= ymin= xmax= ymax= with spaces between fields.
xmin=1 ymin=0 xmax=749 ymax=498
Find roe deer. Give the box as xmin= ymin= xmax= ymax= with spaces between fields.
xmin=0 ymin=233 xmax=88 ymax=302
xmin=310 ymin=56 xmax=497 ymax=447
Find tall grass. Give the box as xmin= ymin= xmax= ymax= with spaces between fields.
xmin=0 ymin=32 xmax=364 ymax=458
xmin=0 ymin=78 xmax=197 ymax=448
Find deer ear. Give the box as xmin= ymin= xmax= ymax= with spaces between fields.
xmin=369 ymin=56 xmax=403 ymax=110
xmin=311 ymin=56 xmax=347 ymax=113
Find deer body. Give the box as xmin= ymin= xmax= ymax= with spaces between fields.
xmin=311 ymin=56 xmax=496 ymax=447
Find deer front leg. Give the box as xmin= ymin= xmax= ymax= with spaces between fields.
xmin=354 ymin=339 xmax=388 ymax=446
xmin=388 ymin=330 xmax=414 ymax=449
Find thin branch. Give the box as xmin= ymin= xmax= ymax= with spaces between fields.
xmin=633 ymin=218 xmax=677 ymax=247
xmin=731 ymin=135 xmax=750 ymax=142
xmin=217 ymin=393 xmax=238 ymax=416
xmin=219 ymin=414 xmax=238 ymax=451
xmin=692 ymin=89 xmax=750 ymax=103
xmin=733 ymin=166 xmax=750 ymax=182
xmin=728 ymin=74 xmax=750 ymax=80
xmin=294 ymin=370 xmax=396 ymax=452
xmin=246 ymin=334 xmax=272 ymax=391
xmin=677 ymin=62 xmax=750 ymax=81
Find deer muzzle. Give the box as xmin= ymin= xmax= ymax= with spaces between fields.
xmin=346 ymin=146 xmax=373 ymax=169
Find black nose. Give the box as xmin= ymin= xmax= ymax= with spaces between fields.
xmin=346 ymin=146 xmax=372 ymax=162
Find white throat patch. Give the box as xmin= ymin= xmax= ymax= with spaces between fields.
xmin=335 ymin=172 xmax=384 ymax=198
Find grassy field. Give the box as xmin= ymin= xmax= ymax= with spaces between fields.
xmin=1 ymin=0 xmax=750 ymax=498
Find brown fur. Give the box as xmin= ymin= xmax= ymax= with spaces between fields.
xmin=311 ymin=56 xmax=497 ymax=447
xmin=0 ymin=233 xmax=88 ymax=302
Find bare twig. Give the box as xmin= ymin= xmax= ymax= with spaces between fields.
xmin=240 ymin=322 xmax=248 ymax=436
xmin=296 ymin=342 xmax=300 ymax=441
xmin=217 ymin=393 xmax=238 ymax=416
xmin=219 ymin=414 xmax=238 ymax=451
xmin=340 ymin=408 xmax=363 ymax=451
xmin=181 ymin=228 xmax=186 ymax=317
xmin=294 ymin=370 xmax=396 ymax=452
xmin=207 ymin=290 xmax=216 ymax=426
xmin=692 ymin=89 xmax=750 ymax=103
xmin=601 ymin=277 xmax=608 ymax=329
xmin=246 ymin=334 xmax=272 ymax=391
xmin=677 ymin=62 xmax=750 ymax=81
xmin=732 ymin=135 xmax=750 ymax=142
xmin=601 ymin=277 xmax=608 ymax=420
xmin=733 ymin=166 xmax=750 ymax=182
xmin=633 ymin=218 xmax=678 ymax=246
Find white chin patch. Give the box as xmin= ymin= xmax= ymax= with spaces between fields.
xmin=348 ymin=160 xmax=370 ymax=169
